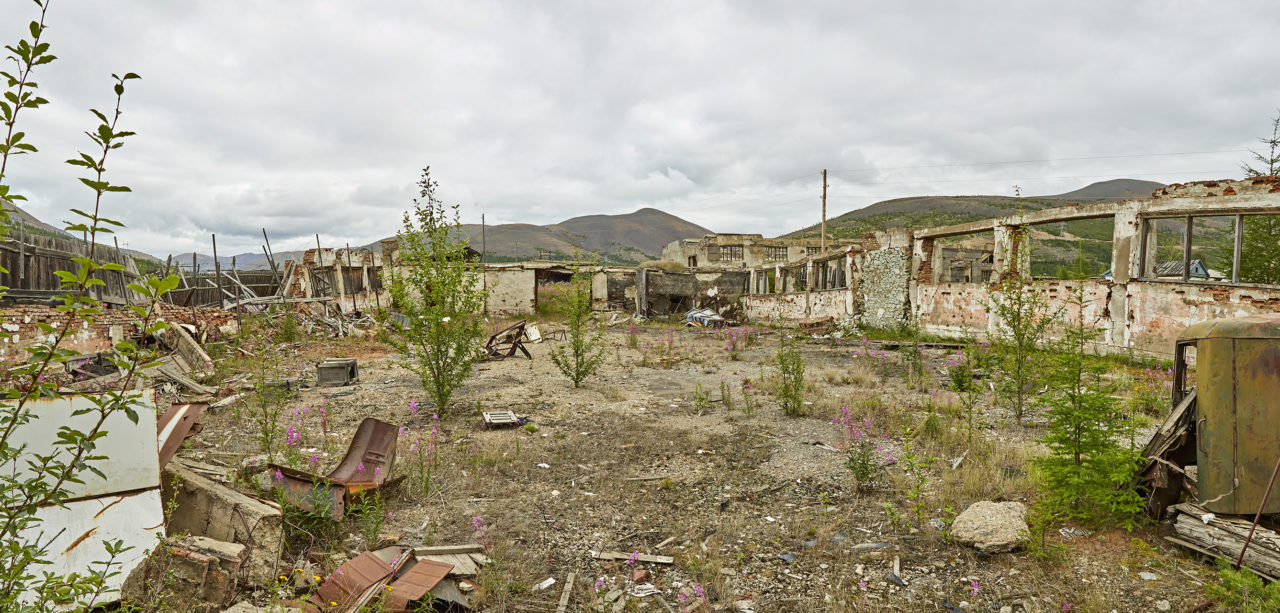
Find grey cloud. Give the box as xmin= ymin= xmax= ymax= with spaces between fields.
xmin=3 ymin=1 xmax=1277 ymax=256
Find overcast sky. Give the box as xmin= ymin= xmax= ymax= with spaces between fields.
xmin=4 ymin=1 xmax=1278 ymax=256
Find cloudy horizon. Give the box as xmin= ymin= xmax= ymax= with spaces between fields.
xmin=2 ymin=1 xmax=1277 ymax=257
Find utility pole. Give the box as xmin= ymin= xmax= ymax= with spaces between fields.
xmin=481 ymin=214 xmax=486 ymax=263
xmin=820 ymin=169 xmax=828 ymax=252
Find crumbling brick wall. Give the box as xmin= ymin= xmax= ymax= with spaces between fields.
xmin=0 ymin=302 xmax=238 ymax=362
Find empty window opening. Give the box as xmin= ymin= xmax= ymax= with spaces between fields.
xmin=934 ymin=230 xmax=995 ymax=283
xmin=1027 ymin=218 xmax=1114 ymax=280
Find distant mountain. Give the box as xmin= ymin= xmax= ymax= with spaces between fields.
xmin=155 ymin=207 xmax=712 ymax=270
xmin=2 ymin=201 xmax=71 ymax=237
xmin=1038 ymin=178 xmax=1165 ymax=202
xmin=455 ymin=207 xmax=712 ymax=265
xmin=784 ymin=179 xmax=1168 ymax=241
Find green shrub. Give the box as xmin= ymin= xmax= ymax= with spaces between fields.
xmin=775 ymin=334 xmax=806 ymax=416
xmin=549 ymin=272 xmax=607 ymax=388
xmin=1207 ymin=557 xmax=1280 ymax=612
xmin=989 ymin=272 xmax=1059 ymax=424
xmin=382 ymin=168 xmax=489 ymax=414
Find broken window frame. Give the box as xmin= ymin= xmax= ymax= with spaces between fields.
xmin=811 ymin=254 xmax=847 ymax=290
xmin=763 ymin=246 xmax=787 ymax=262
xmin=719 ymin=245 xmax=744 ymax=261
xmin=1138 ymin=212 xmax=1280 ymax=286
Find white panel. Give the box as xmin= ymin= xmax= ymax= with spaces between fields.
xmin=11 ymin=392 xmax=159 ymax=499
xmin=21 ymin=489 xmax=164 ymax=608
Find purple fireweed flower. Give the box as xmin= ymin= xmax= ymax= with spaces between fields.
xmin=274 ymin=469 xmax=283 ymax=481
xmin=357 ymin=462 xmax=365 ymax=473
xmin=409 ymin=400 xmax=419 ymax=414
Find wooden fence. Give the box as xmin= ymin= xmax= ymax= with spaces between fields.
xmin=0 ymin=233 xmax=141 ymax=305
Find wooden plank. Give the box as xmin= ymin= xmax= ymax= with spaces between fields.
xmin=413 ymin=544 xmax=484 ymax=555
xmin=591 ymin=551 xmax=675 ymax=565
xmin=556 ymin=572 xmax=576 ymax=613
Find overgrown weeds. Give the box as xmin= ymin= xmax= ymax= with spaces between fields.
xmin=775 ymin=334 xmax=806 ymax=416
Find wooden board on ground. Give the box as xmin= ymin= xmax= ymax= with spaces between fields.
xmin=591 ymin=551 xmax=675 ymax=564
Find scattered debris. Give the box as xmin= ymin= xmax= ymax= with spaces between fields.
xmin=414 ymin=544 xmax=492 ymax=577
xmin=591 ymin=550 xmax=675 ymax=564
xmin=483 ymin=320 xmax=532 ymax=360
xmin=1058 ymin=527 xmax=1092 ymax=539
xmin=1168 ymin=502 xmax=1280 ymax=580
xmin=885 ymin=571 xmax=906 ymax=587
xmin=684 ymin=307 xmax=726 ymax=328
xmin=797 ymin=315 xmax=836 ymax=336
xmin=481 ymin=410 xmax=525 ymax=428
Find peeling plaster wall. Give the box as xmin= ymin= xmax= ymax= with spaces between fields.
xmin=910 ymin=178 xmax=1280 ymax=355
xmin=859 ymin=248 xmax=911 ymax=329
xmin=1125 ymin=281 xmax=1280 ymax=354
xmin=482 ymin=268 xmax=537 ymax=315
xmin=742 ymin=292 xmax=811 ymax=322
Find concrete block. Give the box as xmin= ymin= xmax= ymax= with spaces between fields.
xmin=125 ymin=535 xmax=246 ymax=612
xmin=163 ymin=458 xmax=284 ymax=586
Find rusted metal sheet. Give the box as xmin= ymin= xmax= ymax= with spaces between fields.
xmin=385 ymin=559 xmax=453 ymax=611
xmin=1180 ymin=314 xmax=1280 ymax=514
xmin=312 ymin=551 xmax=396 ymax=611
xmin=270 ymin=417 xmax=399 ymax=519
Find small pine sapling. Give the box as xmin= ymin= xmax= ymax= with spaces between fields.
xmin=1033 ymin=281 xmax=1145 ymax=529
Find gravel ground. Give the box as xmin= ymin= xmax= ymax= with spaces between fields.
xmin=186 ymin=324 xmax=1214 ymax=612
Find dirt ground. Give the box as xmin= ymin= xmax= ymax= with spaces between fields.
xmin=187 ymin=319 xmax=1218 ymax=613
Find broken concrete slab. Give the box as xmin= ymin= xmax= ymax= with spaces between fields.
xmin=163 ymin=457 xmax=284 ymax=586
xmin=950 ymin=500 xmax=1028 ymax=553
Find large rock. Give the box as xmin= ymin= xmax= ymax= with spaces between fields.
xmin=950 ymin=501 xmax=1028 ymax=553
